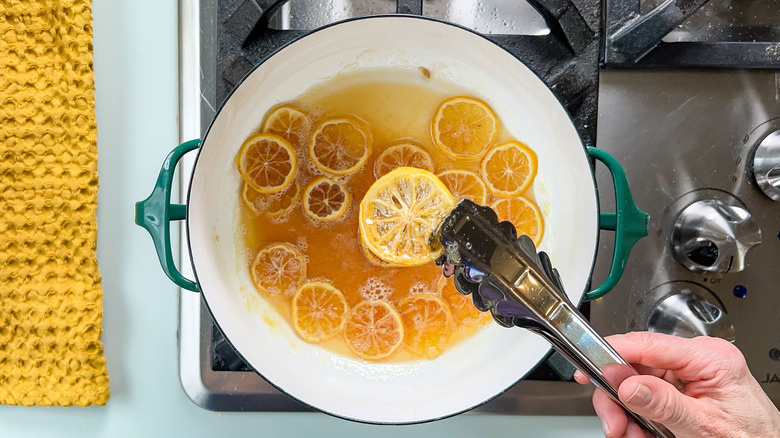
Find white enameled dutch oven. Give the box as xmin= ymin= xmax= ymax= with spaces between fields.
xmin=136 ymin=16 xmax=648 ymax=424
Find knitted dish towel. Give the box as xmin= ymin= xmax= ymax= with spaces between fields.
xmin=0 ymin=0 xmax=110 ymax=406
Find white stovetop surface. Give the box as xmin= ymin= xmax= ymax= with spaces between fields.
xmin=0 ymin=1 xmax=604 ymax=436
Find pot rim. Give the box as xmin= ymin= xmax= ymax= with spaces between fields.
xmin=185 ymin=14 xmax=601 ymax=424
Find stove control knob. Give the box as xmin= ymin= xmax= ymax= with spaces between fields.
xmin=672 ymin=199 xmax=760 ymax=273
xmin=647 ymin=291 xmax=735 ymax=342
xmin=753 ymin=130 xmax=780 ymax=201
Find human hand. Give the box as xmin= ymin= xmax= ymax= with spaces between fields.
xmin=573 ymin=332 xmax=780 ymax=438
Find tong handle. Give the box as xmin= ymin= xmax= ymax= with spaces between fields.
xmin=530 ymin=303 xmax=674 ymax=438
xmin=436 ymin=200 xmax=668 ymax=435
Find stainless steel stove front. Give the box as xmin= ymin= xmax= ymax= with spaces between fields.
xmin=590 ymin=69 xmax=780 ymax=408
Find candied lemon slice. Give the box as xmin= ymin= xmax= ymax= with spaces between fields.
xmin=261 ymin=105 xmax=312 ymax=150
xmin=359 ymin=167 xmax=456 ymax=267
xmin=302 ymin=176 xmax=351 ymax=222
xmin=436 ymin=276 xmax=492 ymax=338
xmin=490 ymin=196 xmax=544 ymax=246
xmin=436 ymin=169 xmax=488 ymax=205
xmin=309 ymin=116 xmax=372 ymax=176
xmin=250 ymin=242 xmax=306 ymax=297
xmin=236 ymin=133 xmax=297 ymax=193
xmin=343 ymin=300 xmax=404 ymax=360
xmin=431 ymin=96 xmax=498 ymax=160
xmin=481 ymin=141 xmax=537 ymax=197
xmin=242 ymin=180 xmax=301 ymax=217
xmin=292 ymin=281 xmax=349 ymax=343
xmin=373 ymin=142 xmax=434 ymax=179
xmin=398 ymin=293 xmax=453 ymax=359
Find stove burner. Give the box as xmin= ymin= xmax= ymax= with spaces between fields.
xmin=604 ymin=0 xmax=780 ymax=68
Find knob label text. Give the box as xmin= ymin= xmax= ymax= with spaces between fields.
xmin=759 ymin=373 xmax=780 ymax=384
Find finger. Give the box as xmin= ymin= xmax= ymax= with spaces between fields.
xmin=592 ymin=388 xmax=628 ymax=438
xmin=592 ymin=389 xmax=657 ymax=438
xmin=619 ymin=374 xmax=707 ymax=437
xmin=630 ymin=363 xmax=667 ymax=379
xmin=576 ymin=369 xmax=675 ymax=437
xmin=623 ymin=418 xmax=655 ymax=438
xmin=574 ymin=366 xmax=672 ymax=405
xmin=573 ymin=367 xmax=664 ymax=386
xmin=604 ymin=332 xmax=730 ymax=381
xmin=573 ymin=370 xmax=589 ymax=385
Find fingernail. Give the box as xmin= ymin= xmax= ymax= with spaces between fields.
xmin=601 ymin=419 xmax=610 ymax=436
xmin=625 ymin=383 xmax=652 ymax=407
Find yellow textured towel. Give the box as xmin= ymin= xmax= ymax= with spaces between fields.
xmin=0 ymin=0 xmax=110 ymax=406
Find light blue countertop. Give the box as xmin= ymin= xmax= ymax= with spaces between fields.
xmin=0 ymin=1 xmax=605 ymax=436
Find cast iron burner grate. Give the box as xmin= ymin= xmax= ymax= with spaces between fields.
xmin=216 ymin=0 xmax=601 ymax=146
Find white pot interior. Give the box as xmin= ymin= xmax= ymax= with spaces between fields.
xmin=187 ymin=16 xmax=599 ymax=423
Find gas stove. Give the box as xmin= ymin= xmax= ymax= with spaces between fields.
xmin=177 ymin=0 xmax=780 ymax=413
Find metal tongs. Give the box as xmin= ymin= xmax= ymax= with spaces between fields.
xmin=435 ymin=200 xmax=674 ymax=438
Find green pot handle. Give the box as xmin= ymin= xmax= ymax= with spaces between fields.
xmin=584 ymin=147 xmax=649 ymax=301
xmin=135 ymin=139 xmax=202 ymax=292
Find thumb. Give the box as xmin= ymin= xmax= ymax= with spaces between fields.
xmin=619 ymin=376 xmax=702 ymax=437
